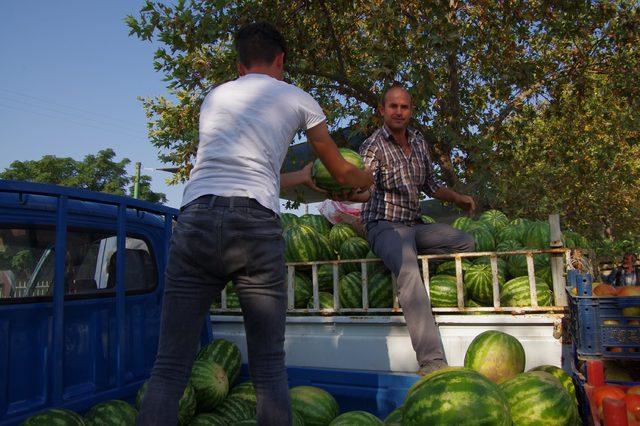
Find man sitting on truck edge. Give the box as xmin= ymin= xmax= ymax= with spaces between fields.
xmin=349 ymin=83 xmax=476 ymax=376
xmin=137 ymin=22 xmax=373 ymax=426
xmin=605 ymin=252 xmax=640 ymax=287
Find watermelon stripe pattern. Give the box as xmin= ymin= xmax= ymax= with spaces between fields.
xmin=368 ymin=273 xmax=393 ymax=308
xmin=312 ymin=148 xmax=364 ymax=193
xmin=383 ymin=406 xmax=403 ymax=425
xmin=211 ymin=396 xmax=255 ymax=422
xmin=339 ymin=271 xmax=363 ymax=308
xmin=463 ymin=330 xmax=526 ymax=384
xmin=228 ymin=381 xmax=257 ymax=406
xmin=293 ymin=273 xmax=312 ymax=308
xmin=196 ymin=339 xmax=241 ymax=387
xmin=188 ymin=413 xmax=228 ymax=425
xmin=284 ymin=224 xmax=321 ymax=263
xmin=22 ymin=409 xmax=86 ymax=426
xmin=479 ymin=210 xmax=509 ymax=234
xmin=280 ymin=213 xmax=299 ymax=230
xmin=290 ymin=385 xmax=340 ymax=426
xmin=402 ymin=368 xmax=511 ymax=426
xmin=339 ymin=237 xmax=370 ymax=274
xmin=428 ymin=275 xmax=461 ymax=307
xmin=328 ymin=410 xmax=383 ymax=425
xmin=501 ymin=276 xmax=553 ymax=307
xmin=189 ymin=360 xmax=229 ymax=411
xmin=328 ymin=222 xmax=358 ymax=252
xmin=528 ymin=365 xmax=577 ymax=403
xmin=465 ymin=264 xmax=504 ymax=306
xmin=499 ymin=371 xmax=578 ymax=426
xmin=83 ymin=400 xmax=137 ymax=426
xmin=299 ymin=214 xmax=332 ymax=236
xmin=308 ymin=291 xmax=334 ymax=309
xmin=317 ymin=264 xmax=338 ymax=292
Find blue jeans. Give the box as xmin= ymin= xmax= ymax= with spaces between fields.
xmin=137 ymin=195 xmax=290 ymax=426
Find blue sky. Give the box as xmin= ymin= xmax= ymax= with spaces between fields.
xmin=0 ymin=1 xmax=187 ymax=208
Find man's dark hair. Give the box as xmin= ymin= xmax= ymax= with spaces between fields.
xmin=234 ymin=22 xmax=287 ymax=68
xmin=380 ymin=82 xmax=411 ymax=106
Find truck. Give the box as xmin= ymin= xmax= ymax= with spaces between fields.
xmin=0 ymin=179 xmax=578 ymax=424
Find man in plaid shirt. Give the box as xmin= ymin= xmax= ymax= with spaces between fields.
xmin=355 ymin=84 xmax=476 ymax=376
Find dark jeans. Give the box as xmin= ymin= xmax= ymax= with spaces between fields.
xmin=137 ymin=195 xmax=290 ymax=426
xmin=365 ymin=220 xmax=475 ymax=367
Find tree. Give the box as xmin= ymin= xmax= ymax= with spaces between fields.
xmin=0 ymin=149 xmax=167 ymax=203
xmin=126 ymin=0 xmax=639 ymax=242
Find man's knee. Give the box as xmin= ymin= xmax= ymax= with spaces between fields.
xmin=460 ymin=232 xmax=475 ymax=252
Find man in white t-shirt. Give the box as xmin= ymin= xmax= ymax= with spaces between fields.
xmin=137 ymin=22 xmax=373 ymax=426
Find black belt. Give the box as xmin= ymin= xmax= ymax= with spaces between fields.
xmin=180 ymin=194 xmax=268 ymax=212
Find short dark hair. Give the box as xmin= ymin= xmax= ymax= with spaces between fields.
xmin=234 ymin=22 xmax=287 ymax=68
xmin=380 ymin=82 xmax=411 ymax=106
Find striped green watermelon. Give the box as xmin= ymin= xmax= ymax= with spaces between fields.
xmin=299 ymin=214 xmax=332 ymax=235
xmin=225 ymin=291 xmax=240 ymax=309
xmin=500 ymin=276 xmax=553 ymax=307
xmin=229 ymin=381 xmax=256 ymax=406
xmin=136 ymin=381 xmax=196 ymax=425
xmin=464 ymin=298 xmax=487 ymax=314
xmin=84 ymin=400 xmax=137 ymax=426
xmin=328 ymin=410 xmax=383 ymax=425
xmin=317 ymin=233 xmax=336 ymax=261
xmin=465 ymin=263 xmax=504 ymax=306
xmin=329 ymin=222 xmax=358 ymax=252
xmin=528 ymin=365 xmax=577 ymax=404
xmin=383 ymin=406 xmax=402 ymax=425
xmin=479 ymin=209 xmax=509 ymax=234
xmin=280 ymin=212 xmax=299 ymax=230
xmin=535 ymin=266 xmax=553 ymax=289
xmin=464 ymin=330 xmax=525 ymax=384
xmin=290 ymin=385 xmax=340 ymax=426
xmin=420 ymin=215 xmax=436 ymax=224
xmin=339 ymin=237 xmax=370 ymax=273
xmin=429 ymin=275 xmax=462 ymax=307
xmin=211 ymin=395 xmax=255 ymax=423
xmin=368 ymin=272 xmax=393 ymax=308
xmin=473 ymin=256 xmax=508 ymax=277
xmin=470 ymin=226 xmax=496 ymax=251
xmin=499 ymin=371 xmax=578 ymax=426
xmin=403 ymin=368 xmax=511 ymax=426
xmin=339 ymin=271 xmax=363 ymax=308
xmin=496 ymin=224 xmax=526 ymax=245
xmin=292 ymin=273 xmax=312 ymax=308
xmin=22 ymin=409 xmax=86 ymax=426
xmin=196 ymin=339 xmax=241 ymax=387
xmin=308 ymin=291 xmax=334 ymax=309
xmin=451 ymin=216 xmax=476 ymax=232
xmin=188 ymin=413 xmax=228 ymax=425
xmin=317 ymin=264 xmax=338 ymax=292
xmin=284 ymin=224 xmax=321 ymax=263
xmin=522 ymin=221 xmax=550 ymax=249
xmin=435 ymin=259 xmax=472 ymax=276
xmin=312 ymin=148 xmax=365 ymax=193
xmin=510 ymin=218 xmax=531 ymax=228
xmin=189 ymin=360 xmax=229 ymax=411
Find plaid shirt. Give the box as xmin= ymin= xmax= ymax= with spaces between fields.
xmin=359 ymin=125 xmax=443 ymax=225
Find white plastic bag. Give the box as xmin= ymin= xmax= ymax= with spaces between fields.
xmin=318 ymin=200 xmax=365 ymax=236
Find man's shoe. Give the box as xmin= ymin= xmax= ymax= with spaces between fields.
xmin=417 ymin=359 xmax=448 ymax=376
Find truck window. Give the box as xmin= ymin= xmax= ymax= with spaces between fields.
xmin=0 ymin=226 xmax=157 ymax=300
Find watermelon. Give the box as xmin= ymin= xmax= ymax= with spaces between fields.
xmin=535 ymin=266 xmax=553 ymax=289
xmin=299 ymin=214 xmax=332 ymax=235
xmin=229 ymin=381 xmax=257 ymax=406
xmin=221 ymin=282 xmax=241 ymax=309
xmin=428 ymin=274 xmax=462 ymax=307
xmin=292 ymin=273 xmax=312 ymax=308
xmin=284 ymin=224 xmax=321 ymax=262
xmin=196 ymin=339 xmax=242 ymax=387
xmin=479 ymin=209 xmax=509 ymax=233
xmin=328 ymin=222 xmax=358 ymax=252
xmin=529 ymin=365 xmax=577 ymax=403
xmin=211 ymin=395 xmax=255 ymax=423
xmin=403 ymin=368 xmax=511 ymax=425
xmin=22 ymin=409 xmax=86 ymax=426
xmin=308 ymin=291 xmax=334 ymax=309
xmin=496 ymin=224 xmax=526 ymax=245
xmin=290 ymin=385 xmax=340 ymax=426
xmin=420 ymin=214 xmax=436 ymax=224
xmin=189 ymin=360 xmax=229 ymax=411
xmin=451 ymin=216 xmax=476 ymax=232
xmin=501 ymin=276 xmax=553 ymax=307
xmin=522 ymin=221 xmax=550 ymax=249
xmin=328 ymin=410 xmax=383 ymax=425
xmin=464 ymin=330 xmax=526 ymax=384
xmin=317 ymin=264 xmax=338 ymax=292
xmin=136 ymin=381 xmax=196 ymax=425
xmin=473 ymin=256 xmax=508 ymax=278
xmin=470 ymin=226 xmax=496 ymax=251
xmin=368 ymin=272 xmax=393 ymax=308
xmin=316 ymin=233 xmax=336 ymax=261
xmin=465 ymin=263 xmax=504 ymax=305
xmin=312 ymin=148 xmax=365 ymax=194
xmin=188 ymin=413 xmax=228 ymax=425
xmin=435 ymin=259 xmax=472 ymax=276
xmin=339 ymin=271 xmax=363 ymax=308
xmin=383 ymin=406 xmax=402 ymax=425
xmin=84 ymin=400 xmax=137 ymax=426
xmin=500 ymin=371 xmax=578 ymax=426
xmin=365 ymin=250 xmax=386 ymax=277
xmin=339 ymin=237 xmax=370 ymax=273
xmin=280 ymin=212 xmax=299 ymax=230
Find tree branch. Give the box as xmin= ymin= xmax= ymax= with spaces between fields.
xmin=293 ymin=67 xmax=378 ymax=108
xmin=318 ymin=0 xmax=347 ymax=76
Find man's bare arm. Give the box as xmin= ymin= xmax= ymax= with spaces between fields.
xmin=432 ymin=187 xmax=476 ymax=215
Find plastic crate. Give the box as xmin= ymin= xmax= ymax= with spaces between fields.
xmin=566 ymin=271 xmax=640 ymax=359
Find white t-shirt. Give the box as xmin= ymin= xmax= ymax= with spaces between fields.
xmin=181 ymin=73 xmax=326 ymax=214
